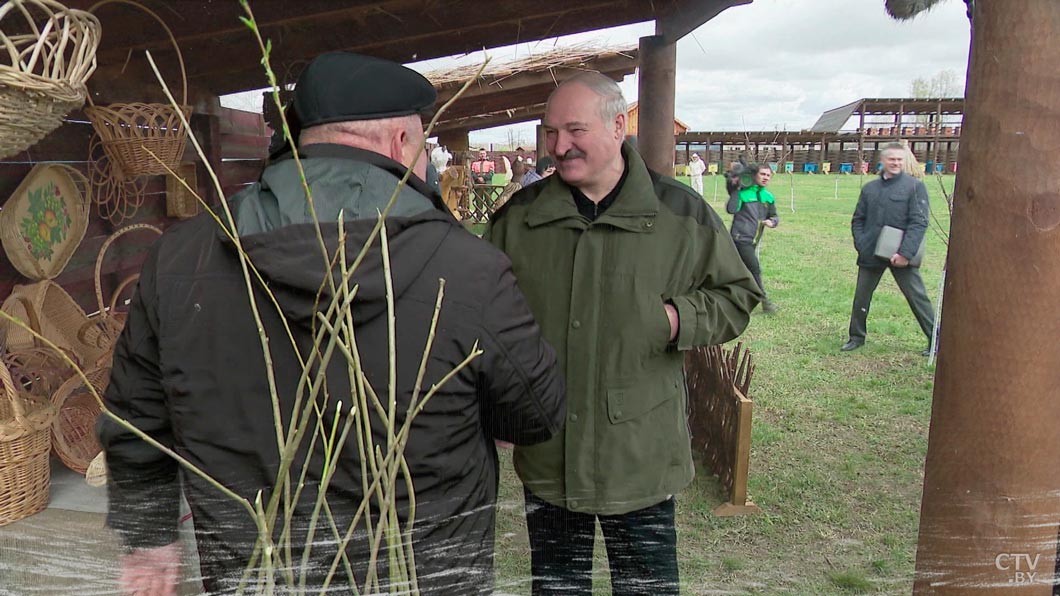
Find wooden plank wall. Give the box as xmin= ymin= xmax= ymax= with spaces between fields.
xmin=0 ymin=106 xmax=269 ymax=315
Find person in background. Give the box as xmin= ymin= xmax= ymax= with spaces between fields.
xmin=511 ymin=159 xmax=527 ymax=185
xmin=99 ymin=51 xmax=564 ymax=596
xmin=726 ymin=162 xmax=780 ymax=313
xmin=687 ymin=152 xmax=706 ymax=195
xmin=521 ymin=156 xmax=555 ymax=186
xmin=470 ymin=148 xmax=495 ymax=184
xmin=841 ymin=142 xmax=934 ymax=355
xmin=485 ymin=71 xmax=761 ymax=596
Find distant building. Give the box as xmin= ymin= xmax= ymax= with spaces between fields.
xmin=626 ymin=101 xmax=689 ymax=136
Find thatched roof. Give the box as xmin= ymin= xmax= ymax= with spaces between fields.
xmin=885 ymin=0 xmax=951 ymax=20
xmin=424 ymin=43 xmax=638 ymax=89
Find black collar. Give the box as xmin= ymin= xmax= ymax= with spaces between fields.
xmin=569 ymin=161 xmax=630 ymax=222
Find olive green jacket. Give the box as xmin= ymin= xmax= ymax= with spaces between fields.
xmin=485 ymin=144 xmax=762 ymax=514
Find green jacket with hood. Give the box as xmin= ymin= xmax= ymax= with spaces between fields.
xmin=485 ymin=143 xmax=762 ymax=515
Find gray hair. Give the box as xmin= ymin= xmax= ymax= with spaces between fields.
xmin=553 ymin=71 xmax=627 ymax=124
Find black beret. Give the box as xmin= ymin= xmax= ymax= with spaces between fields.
xmin=294 ymin=52 xmax=437 ymax=128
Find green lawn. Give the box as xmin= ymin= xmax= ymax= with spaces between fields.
xmin=492 ymin=173 xmax=956 ymax=595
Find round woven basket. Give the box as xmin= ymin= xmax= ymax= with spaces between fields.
xmin=0 ymin=0 xmax=101 ymax=160
xmin=50 ymin=366 xmax=108 ymax=475
xmin=0 ymin=357 xmax=56 ymax=526
xmin=84 ymin=0 xmax=188 ymax=179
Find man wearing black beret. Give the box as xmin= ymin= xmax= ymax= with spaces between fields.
xmin=99 ymin=52 xmax=565 ymax=595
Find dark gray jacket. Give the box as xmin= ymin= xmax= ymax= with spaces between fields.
xmin=726 ymin=185 xmax=779 ymax=244
xmin=851 ymin=172 xmax=930 ymax=268
xmin=99 ymin=144 xmax=564 ymax=595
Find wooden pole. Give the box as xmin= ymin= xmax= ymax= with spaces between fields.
xmin=637 ymin=34 xmax=677 ymax=176
xmin=913 ymin=2 xmax=1060 ymax=593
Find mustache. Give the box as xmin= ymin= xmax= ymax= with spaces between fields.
xmin=556 ymin=149 xmax=587 ymax=161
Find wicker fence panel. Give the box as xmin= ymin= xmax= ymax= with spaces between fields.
xmin=685 ymin=343 xmax=760 ymax=515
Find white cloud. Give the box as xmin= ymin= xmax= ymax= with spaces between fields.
xmin=467 ymin=0 xmax=970 ymax=145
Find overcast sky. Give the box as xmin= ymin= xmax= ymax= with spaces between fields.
xmin=221 ymin=0 xmax=972 ymax=148
xmin=410 ymin=0 xmax=972 ymax=147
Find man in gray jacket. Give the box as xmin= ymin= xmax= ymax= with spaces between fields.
xmin=841 ymin=142 xmax=935 ymax=355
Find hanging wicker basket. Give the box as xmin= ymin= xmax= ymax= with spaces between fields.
xmin=77 ymin=222 xmax=161 ymax=368
xmin=83 ymin=0 xmax=188 ymax=179
xmin=0 ymin=355 xmax=56 ymax=526
xmin=0 ymin=0 xmax=101 ymax=160
xmin=0 ymin=280 xmax=102 ymax=368
xmin=50 ymin=365 xmax=108 ymax=475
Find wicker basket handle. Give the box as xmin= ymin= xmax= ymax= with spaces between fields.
xmin=13 ymin=295 xmax=45 ymax=349
xmin=85 ymin=0 xmax=187 ymax=106
xmin=0 ymin=358 xmax=29 ymax=424
xmin=109 ymin=274 xmax=139 ymax=312
xmin=94 ymin=222 xmax=162 ymax=315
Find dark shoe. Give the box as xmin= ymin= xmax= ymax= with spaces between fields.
xmin=841 ymin=340 xmax=864 ymax=352
xmin=761 ymin=299 xmax=780 ymax=314
xmin=921 ymin=347 xmax=934 ymax=357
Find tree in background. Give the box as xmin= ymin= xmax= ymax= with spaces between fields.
xmin=909 ymin=69 xmax=962 ymax=98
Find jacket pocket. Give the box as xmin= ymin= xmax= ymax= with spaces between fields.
xmin=606 ymin=372 xmax=681 ymax=424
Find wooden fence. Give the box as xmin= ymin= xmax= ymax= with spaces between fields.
xmin=685 ymin=343 xmax=761 ymax=516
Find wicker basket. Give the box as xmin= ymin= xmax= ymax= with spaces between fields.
xmin=83 ymin=0 xmax=188 ymax=179
xmin=0 ymin=164 xmax=90 ymax=280
xmin=0 ymin=281 xmax=102 ymax=368
xmin=50 ymin=366 xmax=108 ymax=474
xmin=0 ymin=0 xmax=101 ymax=160
xmin=0 ymin=356 xmax=56 ymax=526
xmin=78 ymin=223 xmax=162 ymax=367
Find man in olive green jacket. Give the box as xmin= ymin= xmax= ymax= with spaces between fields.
xmin=485 ymin=73 xmax=762 ymax=595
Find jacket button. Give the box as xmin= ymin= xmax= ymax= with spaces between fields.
xmin=643 ymin=220 xmax=654 ymax=229
xmin=569 ymin=499 xmax=578 ymax=509
xmin=571 ymin=320 xmax=581 ymax=329
xmin=614 ymin=410 xmax=623 ymax=418
xmin=569 ymin=413 xmax=578 ymax=422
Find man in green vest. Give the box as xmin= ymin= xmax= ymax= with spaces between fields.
xmin=485 ymin=72 xmax=762 ymax=595
xmin=726 ymin=163 xmax=780 ymax=313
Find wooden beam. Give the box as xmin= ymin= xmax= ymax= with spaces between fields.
xmin=434 ymin=104 xmax=548 ymax=134
xmin=84 ymin=0 xmax=670 ymax=96
xmin=656 ymin=0 xmax=752 ymax=45
xmin=433 ymin=51 xmax=638 ymax=105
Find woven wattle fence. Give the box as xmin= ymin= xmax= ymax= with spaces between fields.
xmin=684 ymin=343 xmax=761 ymax=516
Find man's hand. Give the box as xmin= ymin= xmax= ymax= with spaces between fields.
xmin=764 ymin=220 xmax=777 ymax=229
xmin=664 ymin=302 xmax=679 ymax=342
xmin=119 ymin=542 xmax=181 ymax=596
xmin=890 ymin=253 xmax=910 ymax=268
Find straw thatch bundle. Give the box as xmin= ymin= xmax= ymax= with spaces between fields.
xmin=424 ymin=43 xmax=637 ymax=90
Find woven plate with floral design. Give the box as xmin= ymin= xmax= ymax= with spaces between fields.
xmin=0 ymin=164 xmax=89 ymax=280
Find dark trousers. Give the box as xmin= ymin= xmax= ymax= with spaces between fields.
xmin=735 ymin=241 xmax=765 ymax=293
xmin=848 ymin=265 xmax=935 ymax=343
xmin=523 ymin=488 xmax=679 ymax=596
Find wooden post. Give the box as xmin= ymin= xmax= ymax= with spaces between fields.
xmin=713 ymin=391 xmax=761 ymax=517
xmin=637 ymin=34 xmax=677 ymax=175
xmin=191 ymin=112 xmax=222 ymax=206
xmin=913 ymin=2 xmax=1060 ymax=593
xmin=437 ymin=128 xmax=470 ymax=154
xmin=536 ymin=124 xmax=548 ymax=162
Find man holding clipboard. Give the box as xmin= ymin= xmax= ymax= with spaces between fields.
xmin=841 ymin=142 xmax=935 ymax=356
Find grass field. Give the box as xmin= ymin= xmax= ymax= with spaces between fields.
xmin=491 ymin=173 xmax=956 ymax=595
